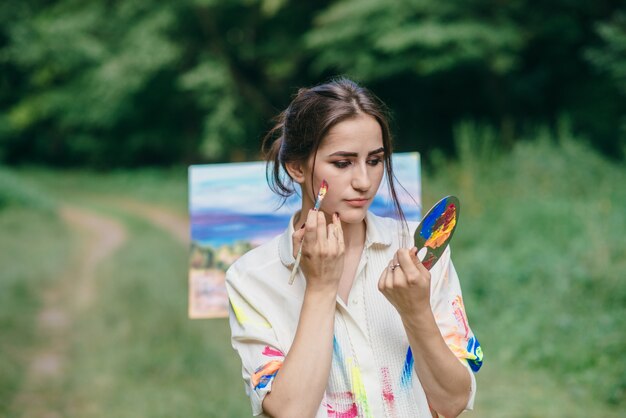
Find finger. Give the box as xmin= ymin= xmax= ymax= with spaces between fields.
xmin=410 ymin=246 xmax=430 ymax=276
xmin=392 ymin=259 xmax=408 ymax=288
xmin=291 ymin=226 xmax=306 ymax=258
xmin=333 ymin=213 xmax=345 ymax=252
xmin=378 ymin=265 xmax=388 ymax=292
xmin=398 ymin=249 xmax=420 ymax=284
xmin=385 ymin=260 xmax=395 ymax=289
xmin=327 ymin=222 xmax=336 ymax=240
xmin=378 ymin=261 xmax=392 ymax=291
xmin=326 ymin=221 xmax=337 ymax=253
xmin=317 ymin=210 xmax=328 ymax=242
xmin=303 ymin=209 xmax=318 ymax=250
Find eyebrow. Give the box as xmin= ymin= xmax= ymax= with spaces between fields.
xmin=327 ymin=147 xmax=385 ymax=158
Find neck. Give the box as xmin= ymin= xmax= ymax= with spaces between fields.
xmin=341 ymin=219 xmax=366 ymax=249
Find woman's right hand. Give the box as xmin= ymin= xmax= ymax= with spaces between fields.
xmin=292 ymin=210 xmax=345 ymax=293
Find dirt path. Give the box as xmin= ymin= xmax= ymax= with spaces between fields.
xmin=11 ymin=206 xmax=127 ymax=418
xmin=108 ymin=198 xmax=188 ymax=245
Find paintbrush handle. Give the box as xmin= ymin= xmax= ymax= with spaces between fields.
xmin=288 ymin=242 xmax=303 ymax=285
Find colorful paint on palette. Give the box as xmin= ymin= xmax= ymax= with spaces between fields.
xmin=414 ymin=196 xmax=460 ymax=270
xmin=423 ymin=203 xmax=457 ymax=249
xmin=251 ymin=360 xmax=282 ymax=390
xmin=401 ymin=347 xmax=414 ymax=388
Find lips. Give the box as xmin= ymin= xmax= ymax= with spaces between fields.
xmin=345 ymin=198 xmax=370 ymax=207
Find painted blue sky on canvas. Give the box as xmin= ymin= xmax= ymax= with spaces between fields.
xmin=189 ymin=153 xmax=421 ymax=247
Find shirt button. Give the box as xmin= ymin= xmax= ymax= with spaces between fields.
xmin=352 ymin=299 xmax=358 ymax=305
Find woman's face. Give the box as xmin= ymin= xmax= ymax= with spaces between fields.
xmin=302 ymin=113 xmax=385 ymax=224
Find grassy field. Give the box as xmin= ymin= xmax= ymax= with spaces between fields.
xmin=1 ymin=133 xmax=624 ymax=417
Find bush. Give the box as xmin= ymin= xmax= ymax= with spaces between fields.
xmin=0 ymin=167 xmax=56 ymax=211
xmin=426 ymin=122 xmax=626 ymax=405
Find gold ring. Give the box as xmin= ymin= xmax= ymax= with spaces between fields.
xmin=390 ymin=263 xmax=401 ymax=271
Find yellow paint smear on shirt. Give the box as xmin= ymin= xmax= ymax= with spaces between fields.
xmin=444 ymin=332 xmax=473 ymax=360
xmin=448 ymin=343 xmax=474 ymax=360
xmin=231 ymin=300 xmax=271 ymax=329
xmin=348 ymin=357 xmax=372 ymax=418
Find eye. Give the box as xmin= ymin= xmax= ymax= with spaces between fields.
xmin=332 ymin=161 xmax=351 ymax=168
xmin=367 ymin=158 xmax=382 ymax=166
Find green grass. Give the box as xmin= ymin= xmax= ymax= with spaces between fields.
xmin=20 ymin=167 xmax=189 ymax=212
xmin=0 ymin=166 xmax=67 ymax=415
xmin=0 ymin=167 xmax=56 ymax=211
xmin=424 ymin=125 xmax=626 ymax=411
xmin=0 ymin=205 xmax=69 ymax=416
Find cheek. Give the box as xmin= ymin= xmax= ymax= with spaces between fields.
xmin=373 ymin=165 xmax=385 ymax=186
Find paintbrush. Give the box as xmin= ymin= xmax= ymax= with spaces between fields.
xmin=288 ymin=179 xmax=329 ymax=285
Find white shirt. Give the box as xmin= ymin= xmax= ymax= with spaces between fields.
xmin=226 ymin=211 xmax=482 ymax=417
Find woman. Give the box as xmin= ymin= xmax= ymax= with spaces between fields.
xmin=226 ymin=78 xmax=483 ymax=418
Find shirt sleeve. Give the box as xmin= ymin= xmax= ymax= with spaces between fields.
xmin=225 ymin=264 xmax=286 ymax=417
xmin=429 ymin=246 xmax=483 ymax=410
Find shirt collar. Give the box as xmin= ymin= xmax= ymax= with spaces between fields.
xmin=278 ymin=210 xmax=392 ymax=268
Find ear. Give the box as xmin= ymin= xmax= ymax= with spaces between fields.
xmin=284 ymin=160 xmax=307 ymax=184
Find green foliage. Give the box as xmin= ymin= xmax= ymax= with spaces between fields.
xmin=586 ymin=12 xmax=626 ymax=152
xmin=587 ymin=12 xmax=626 ymax=96
xmin=0 ymin=167 xmax=55 ymax=211
xmin=0 ymin=0 xmax=625 ymax=164
xmin=306 ymin=0 xmax=523 ymax=79
xmin=0 ymin=0 xmax=325 ymax=166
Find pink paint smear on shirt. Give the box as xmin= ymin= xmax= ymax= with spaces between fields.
xmin=452 ymin=296 xmax=470 ymax=338
xmin=381 ymin=366 xmax=396 ymax=415
xmin=262 ymin=346 xmax=284 ymax=357
xmin=326 ymin=392 xmax=358 ymax=418
xmin=327 ymin=402 xmax=358 ymax=418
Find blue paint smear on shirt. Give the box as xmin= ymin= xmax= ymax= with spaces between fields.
xmin=466 ymin=336 xmax=484 ymax=372
xmin=333 ymin=335 xmax=344 ymax=365
xmin=255 ymin=370 xmax=279 ymax=390
xmin=401 ymin=347 xmax=414 ymax=388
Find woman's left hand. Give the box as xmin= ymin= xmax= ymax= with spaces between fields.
xmin=378 ymin=247 xmax=432 ymax=317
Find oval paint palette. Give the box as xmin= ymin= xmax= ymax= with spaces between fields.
xmin=414 ymin=195 xmax=460 ymax=270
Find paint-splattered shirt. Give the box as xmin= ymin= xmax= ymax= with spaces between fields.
xmin=226 ymin=211 xmax=482 ymax=417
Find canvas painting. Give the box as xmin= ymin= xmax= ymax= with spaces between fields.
xmin=188 ymin=152 xmax=421 ymax=318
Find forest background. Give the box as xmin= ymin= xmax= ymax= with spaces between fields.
xmin=1 ymin=0 xmax=625 ymax=417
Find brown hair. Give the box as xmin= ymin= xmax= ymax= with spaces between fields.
xmin=262 ymin=77 xmax=409 ymax=228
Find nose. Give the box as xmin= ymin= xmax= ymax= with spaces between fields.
xmin=351 ymin=162 xmax=372 ymax=192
